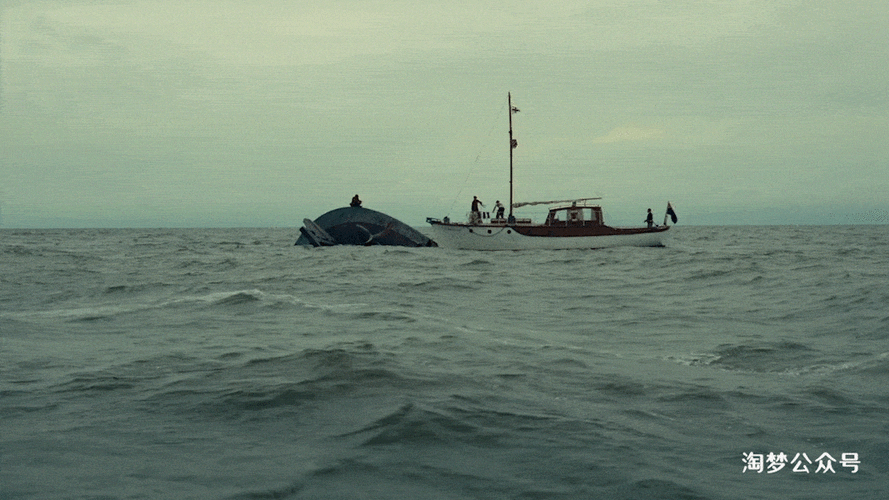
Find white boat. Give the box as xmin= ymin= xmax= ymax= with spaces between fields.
xmin=425 ymin=93 xmax=675 ymax=250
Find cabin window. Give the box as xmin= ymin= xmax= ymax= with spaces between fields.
xmin=567 ymin=208 xmax=584 ymax=222
xmin=591 ymin=209 xmax=602 ymax=224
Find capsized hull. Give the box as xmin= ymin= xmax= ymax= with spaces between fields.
xmin=297 ymin=206 xmax=437 ymax=247
xmin=425 ymin=222 xmax=668 ymax=250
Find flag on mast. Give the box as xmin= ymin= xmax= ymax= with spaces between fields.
xmin=665 ymin=202 xmax=678 ymax=224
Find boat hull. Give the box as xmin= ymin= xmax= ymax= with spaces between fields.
xmin=296 ymin=207 xmax=437 ymax=247
xmin=425 ymin=222 xmax=669 ymax=250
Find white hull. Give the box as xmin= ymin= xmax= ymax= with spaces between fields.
xmin=425 ymin=224 xmax=668 ymax=250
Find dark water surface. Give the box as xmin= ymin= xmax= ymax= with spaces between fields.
xmin=2 ymin=226 xmax=887 ymax=499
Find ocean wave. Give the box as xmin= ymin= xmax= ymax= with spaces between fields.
xmin=344 ymin=310 xmax=419 ymax=323
xmin=226 ymin=481 xmax=304 ymax=500
xmin=397 ymin=277 xmax=483 ymax=292
xmin=656 ymin=385 xmax=731 ymax=409
xmin=2 ymin=245 xmax=37 ymax=257
xmin=682 ymin=341 xmax=820 ymax=374
xmin=0 ymin=289 xmax=187 ymax=323
xmin=3 ymin=303 xmax=156 ymax=323
xmin=858 ymin=352 xmax=889 ymax=376
xmin=166 ymin=289 xmax=327 ymax=313
xmin=605 ymin=479 xmax=709 ymax=500
xmin=802 ymin=385 xmax=858 ymax=411
xmin=344 ymin=400 xmax=533 ymax=449
xmin=49 ymin=353 xmax=209 ymax=398
xmin=460 ymin=257 xmax=496 ymax=268
xmin=593 ymin=379 xmax=649 ymax=397
xmin=212 ymin=289 xmax=264 ymax=306
xmin=144 ymin=346 xmax=435 ymax=418
xmin=54 ymin=373 xmax=139 ymax=393
xmin=102 ymin=282 xmax=176 ymax=296
xmin=3 ymin=288 xmax=308 ymax=323
xmin=351 ymin=402 xmax=470 ymax=446
xmin=214 ymin=385 xmax=324 ymax=412
xmin=813 ymin=352 xmax=889 ymax=378
xmin=669 ymin=341 xmax=889 ymax=380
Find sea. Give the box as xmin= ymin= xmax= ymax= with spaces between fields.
xmin=2 ymin=225 xmax=887 ymax=500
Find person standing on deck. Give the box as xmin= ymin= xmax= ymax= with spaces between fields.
xmin=645 ymin=208 xmax=654 ymax=228
xmin=494 ymin=200 xmax=505 ymax=219
xmin=471 ymin=196 xmax=485 ymax=224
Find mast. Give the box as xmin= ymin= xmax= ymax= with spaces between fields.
xmin=508 ymin=92 xmax=515 ymax=220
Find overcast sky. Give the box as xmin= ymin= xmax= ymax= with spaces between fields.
xmin=2 ymin=0 xmax=887 ymax=227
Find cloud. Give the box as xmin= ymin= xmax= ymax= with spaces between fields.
xmin=592 ymin=126 xmax=666 ymax=144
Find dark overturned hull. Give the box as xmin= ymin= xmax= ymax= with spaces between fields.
xmin=296 ymin=206 xmax=437 ymax=247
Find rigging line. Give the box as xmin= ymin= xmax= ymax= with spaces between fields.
xmin=446 ymin=100 xmax=508 ymax=217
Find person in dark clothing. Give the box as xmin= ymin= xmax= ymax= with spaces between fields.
xmin=350 ymin=194 xmax=362 ymax=207
xmin=471 ymin=196 xmax=484 ymax=213
xmin=470 ymin=196 xmax=484 ymax=224
xmin=645 ymin=208 xmax=654 ymax=228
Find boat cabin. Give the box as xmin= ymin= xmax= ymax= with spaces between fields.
xmin=544 ymin=203 xmax=604 ymax=227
